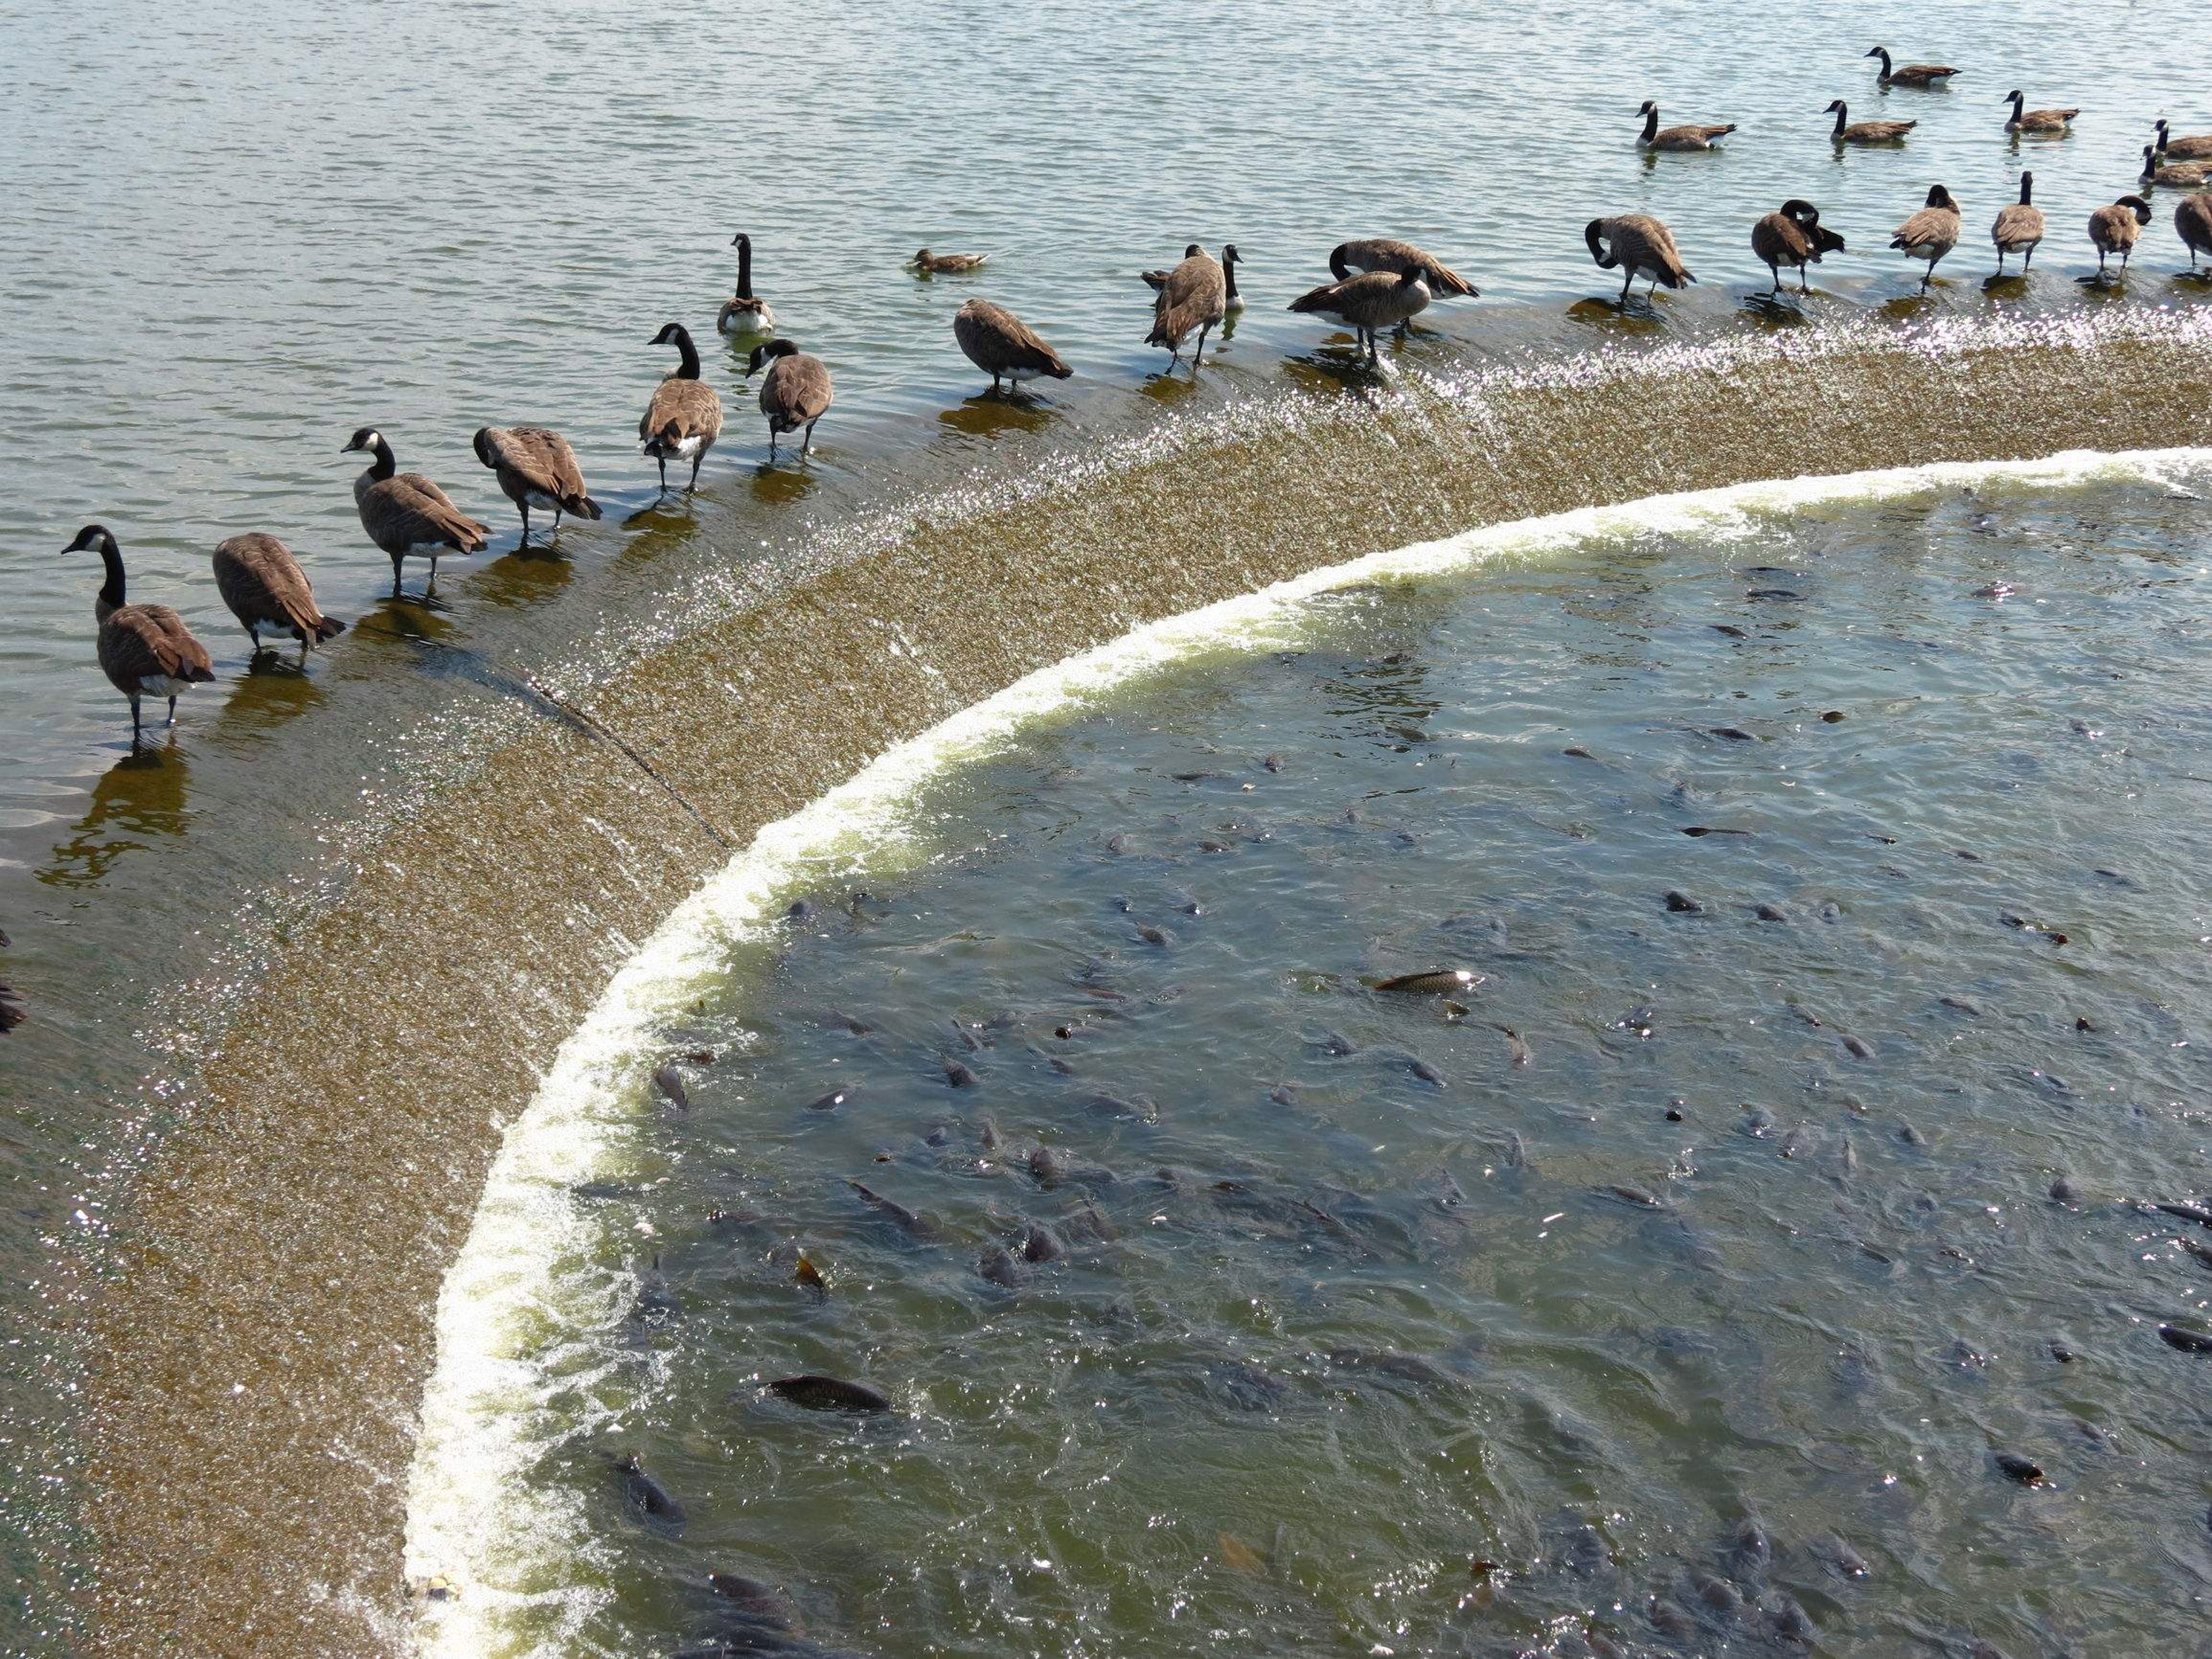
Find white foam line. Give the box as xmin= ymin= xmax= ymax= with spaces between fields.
xmin=402 ymin=444 xmax=2211 ymax=1656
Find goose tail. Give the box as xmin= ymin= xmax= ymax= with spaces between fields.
xmin=569 ymin=494 xmax=605 ymax=521
xmin=313 ymin=616 xmax=348 ymax=644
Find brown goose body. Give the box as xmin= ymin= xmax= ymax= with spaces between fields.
xmin=1585 ymin=214 xmax=1694 ymax=302
xmin=640 ymin=323 xmax=724 ymax=492
xmin=343 ymin=428 xmax=490 ymax=595
xmin=1328 ymin=238 xmax=1477 ymax=297
xmin=911 ymin=248 xmax=988 ymax=274
xmin=1638 ymin=101 xmax=1734 ymax=152
xmin=2088 ymin=195 xmax=2154 ymax=276
xmin=1288 ymin=267 xmax=1433 ymax=361
xmin=1826 ymin=101 xmax=1914 ymax=144
xmin=2156 ymin=121 xmax=2212 ymax=162
xmin=748 ymin=339 xmax=834 ymax=456
xmin=2177 ymin=191 xmax=2212 ymax=269
xmin=2004 ymin=92 xmax=2078 ymax=135
xmin=1749 ymin=200 xmax=1844 ymax=292
xmin=715 ymin=233 xmax=774 ymax=337
xmin=952 ymin=299 xmax=1071 ymax=392
xmin=68 ymin=525 xmax=216 ymax=740
xmin=1866 ymin=48 xmax=1958 ymax=89
xmin=1990 ymin=173 xmax=2046 ymax=274
xmin=2142 ymin=145 xmax=2212 ymax=190
xmin=1889 ymin=185 xmax=1963 ymax=286
xmin=212 ymin=533 xmax=346 ymax=650
xmin=1141 ymin=243 xmax=1203 ymax=293
xmin=474 ymin=425 xmax=602 ymax=539
xmin=1145 ymin=247 xmax=1227 ymax=365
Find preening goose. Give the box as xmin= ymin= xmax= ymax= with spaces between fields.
xmin=341 ymin=428 xmax=490 ymax=595
xmin=2142 ymin=145 xmax=2212 ymax=190
xmin=639 ymin=323 xmax=724 ymax=493
xmin=211 ymin=533 xmax=345 ymax=652
xmin=746 ymin=338 xmax=834 ymax=457
xmin=1145 ymin=245 xmax=1227 ymax=367
xmin=1638 ymin=100 xmax=1735 ymax=152
xmin=1826 ymin=101 xmax=1914 ymax=144
xmin=1328 ymin=238 xmax=1478 ymax=298
xmin=2003 ymin=92 xmax=2077 ymax=136
xmin=2177 ymin=191 xmax=2212 ymax=270
xmin=1141 ymin=245 xmax=1203 ymax=293
xmin=952 ymin=299 xmax=1072 ymax=393
xmin=1585 ymin=214 xmax=1694 ymax=303
xmin=66 ymin=525 xmax=215 ymax=741
xmin=2156 ymin=120 xmax=2212 ymax=162
xmin=473 ymin=426 xmax=602 ymax=540
xmin=1890 ymin=184 xmax=1962 ymax=288
xmin=716 ymin=234 xmax=774 ymax=337
xmin=1288 ymin=266 xmax=1433 ymax=362
xmin=1990 ymin=173 xmax=2046 ymax=274
xmin=1865 ymin=47 xmax=1957 ymax=89
xmin=1749 ymin=200 xmax=1844 ymax=293
xmin=2088 ymin=195 xmax=2154 ymax=277
xmin=910 ymin=249 xmax=988 ymax=274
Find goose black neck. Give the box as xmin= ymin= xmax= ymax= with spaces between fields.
xmin=366 ymin=438 xmax=396 ymax=481
xmin=736 ymin=237 xmax=753 ymax=300
xmin=1832 ymin=103 xmax=1847 ymax=137
xmin=97 ymin=537 xmax=125 ymax=612
xmin=1875 ymin=49 xmax=1892 ymax=75
xmin=670 ymin=329 xmax=701 ymax=380
xmin=2020 ymin=175 xmax=2034 ymax=204
xmin=1641 ymin=104 xmax=1658 ymax=142
xmin=1223 ymin=258 xmax=1239 ymax=301
xmin=1328 ymin=245 xmax=1352 ymax=281
xmin=1584 ymin=219 xmax=1611 ymax=265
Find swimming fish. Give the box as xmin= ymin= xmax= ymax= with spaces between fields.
xmin=765 ymin=1375 xmax=895 ymax=1413
xmin=1373 ymin=968 xmax=1483 ymax=995
xmin=652 ymin=1065 xmax=690 ymax=1110
xmin=620 ymin=1454 xmax=686 ymax=1530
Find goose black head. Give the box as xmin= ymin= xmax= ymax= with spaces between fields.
xmin=746 ymin=338 xmax=800 ymax=375
xmin=2020 ymin=171 xmax=2036 ymax=202
xmin=1781 ymin=198 xmax=1821 ymax=223
xmin=648 ymin=322 xmax=691 ymax=348
xmin=1222 ymin=243 xmax=1242 ymax=266
xmin=1926 ymin=184 xmax=1958 ymax=210
xmin=471 ymin=427 xmax=497 ymax=467
xmin=1638 ymin=99 xmax=1657 ymax=115
xmin=63 ymin=524 xmax=115 ymax=556
xmin=2144 ymin=144 xmax=2159 ymax=166
xmin=1864 ymin=46 xmax=1887 ymax=59
xmin=341 ymin=426 xmax=383 ymax=455
xmin=1182 ymin=243 xmax=1202 ymax=258
xmin=2120 ymin=195 xmax=2154 ymax=224
xmin=2003 ymin=90 xmax=2024 ymax=104
xmin=731 ymin=233 xmax=750 ymax=250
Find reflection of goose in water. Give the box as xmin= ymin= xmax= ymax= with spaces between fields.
xmin=43 ymin=747 xmax=193 ymax=892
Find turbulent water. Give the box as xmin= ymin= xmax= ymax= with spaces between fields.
xmin=410 ymin=455 xmax=2212 ymax=1658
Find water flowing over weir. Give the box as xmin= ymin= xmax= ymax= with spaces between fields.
xmin=61 ymin=310 xmax=2212 ymax=1655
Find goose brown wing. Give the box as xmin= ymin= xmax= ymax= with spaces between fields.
xmin=641 ymin=378 xmax=724 ymax=446
xmin=361 ymin=473 xmax=490 ymax=552
xmin=1891 ymin=207 xmax=1958 ymax=251
xmin=100 ymin=603 xmax=214 ymax=690
xmin=763 ymin=355 xmax=834 ymax=423
xmin=954 ymin=301 xmax=1071 ymax=377
xmin=1337 ymin=238 xmax=1476 ymax=296
xmin=486 ymin=425 xmax=592 ymax=507
xmin=214 ymin=533 xmax=325 ymax=635
xmin=1991 ymin=204 xmax=2045 ymax=246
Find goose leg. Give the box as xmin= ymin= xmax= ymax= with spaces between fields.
xmin=2024 ymin=245 xmax=2034 ymax=270
xmin=1799 ymin=264 xmax=1811 ymax=295
xmin=129 ymin=696 xmax=142 ymax=746
xmin=1619 ymin=267 xmax=1634 ymax=304
xmin=552 ymin=506 xmax=563 ymax=535
xmin=390 ymin=559 xmax=404 ymax=600
xmin=247 ymin=622 xmax=261 ymax=650
xmin=655 ymin=455 xmax=668 ymax=492
xmin=167 ymin=694 xmax=178 ymax=727
xmin=428 ymin=554 xmax=441 ymax=592
xmin=518 ymin=501 xmax=531 ymax=544
xmin=803 ymin=418 xmax=819 ymax=455
xmin=1192 ymin=321 xmax=1212 ymax=368
xmin=688 ymin=451 xmax=703 ymax=492
xmin=1995 ymin=250 xmax=2006 ymax=277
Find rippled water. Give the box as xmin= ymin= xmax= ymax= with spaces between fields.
xmin=413 ymin=461 xmax=2212 ymax=1658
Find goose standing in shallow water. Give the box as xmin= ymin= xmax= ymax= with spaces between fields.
xmin=1288 ymin=265 xmax=1433 ymax=362
xmin=1990 ymin=173 xmax=2045 ymax=275
xmin=2004 ymin=92 xmax=2078 ymax=136
xmin=1145 ymin=245 xmax=1227 ymax=367
xmin=212 ymin=534 xmax=346 ymax=653
xmin=2088 ymin=195 xmax=2154 ymax=279
xmin=2142 ymin=145 xmax=2212 ymax=190
xmin=1637 ymin=100 xmax=1734 ymax=152
xmin=342 ymin=428 xmax=490 ymax=596
xmin=2156 ymin=120 xmax=2212 ymax=162
xmin=1865 ymin=47 xmax=1957 ymax=89
xmin=1585 ymin=214 xmax=1694 ymax=303
xmin=952 ymin=299 xmax=1072 ymax=393
xmin=638 ymin=323 xmax=724 ymax=494
xmin=1750 ymin=200 xmax=1844 ymax=293
xmin=475 ymin=427 xmax=602 ymax=542
xmin=746 ymin=338 xmax=834 ymax=457
xmin=716 ymin=234 xmax=774 ymax=337
xmin=2177 ymin=191 xmax=2212 ymax=270
xmin=1328 ymin=238 xmax=1477 ymax=298
xmin=1826 ymin=101 xmax=1914 ymax=144
xmin=67 ymin=525 xmax=216 ymax=741
xmin=1890 ymin=185 xmax=1962 ymax=288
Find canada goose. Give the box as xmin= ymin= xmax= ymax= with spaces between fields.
xmin=1749 ymin=200 xmax=1844 ymax=293
xmin=1889 ymin=184 xmax=1962 ymax=288
xmin=1584 ymin=214 xmax=1694 ymax=303
xmin=2088 ymin=194 xmax=2154 ymax=278
xmin=1637 ymin=100 xmax=1734 ymax=152
xmin=1327 ymin=238 xmax=1478 ymax=299
xmin=1145 ymin=245 xmax=1227 ymax=367
xmin=910 ymin=249 xmax=988 ymax=274
xmin=952 ymin=298 xmax=1072 ymax=392
xmin=2177 ymin=191 xmax=2212 ymax=270
xmin=2003 ymin=92 xmax=2078 ymax=136
xmin=1864 ymin=47 xmax=1958 ymax=89
xmin=1990 ymin=173 xmax=2046 ymax=274
xmin=66 ymin=525 xmax=216 ymax=741
xmin=1287 ymin=266 xmax=1433 ymax=362
xmin=1826 ymin=101 xmax=1914 ymax=144
xmin=211 ymin=533 xmax=346 ymax=653
xmin=473 ymin=426 xmax=602 ymax=541
xmin=639 ymin=323 xmax=724 ymax=493
xmin=2156 ymin=120 xmax=2212 ymax=162
xmin=715 ymin=234 xmax=774 ymax=337
xmin=341 ymin=428 xmax=490 ymax=595
xmin=2142 ymin=145 xmax=2212 ymax=190
xmin=746 ymin=338 xmax=834 ymax=457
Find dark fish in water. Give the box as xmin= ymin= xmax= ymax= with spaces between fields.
xmin=1563 ymin=744 xmax=1594 ymax=758
xmin=1269 ymin=1084 xmax=1296 ymax=1105
xmin=1712 ymin=623 xmax=1747 ymax=638
xmin=1500 ymin=1026 xmax=1532 ymax=1067
xmin=1206 ymin=1359 xmax=1288 ymax=1411
xmin=1065 ymin=1204 xmax=1119 ymax=1243
xmin=1940 ymin=995 xmax=1983 ymax=1016
xmin=2158 ymin=1324 xmax=2212 ymax=1353
xmin=794 ymin=1255 xmax=825 ymax=1294
xmin=706 ymin=1572 xmax=799 ymax=1629
xmin=653 ymin=1065 xmax=690 ymax=1110
xmin=1374 ymin=968 xmax=1484 ymax=995
xmin=846 ymin=1181 xmax=941 ymax=1239
xmin=2048 ymin=1340 xmax=2075 ymax=1363
xmin=1603 ymin=1183 xmax=1667 ymax=1209
xmin=1842 ymin=1034 xmax=1873 ymax=1060
xmin=1404 ymin=1055 xmax=1446 ymax=1086
xmin=1088 ymin=1091 xmax=1160 ymax=1122
xmin=806 ymin=1086 xmax=851 ymax=1112
xmin=1710 ymin=726 xmax=1756 ymax=741
xmin=943 ymin=1058 xmax=978 ymax=1088
xmin=1746 ymin=587 xmax=1801 ymax=600
xmin=1665 ymin=890 xmax=1704 ymax=913
xmin=2178 ymin=1236 xmax=2212 ymax=1273
xmin=1898 ymin=1122 xmax=1928 ymax=1146
xmin=1741 ymin=1107 xmax=1776 ymax=1138
xmin=1755 ymin=902 xmax=1789 ymax=922
xmin=1103 ymin=832 xmax=1131 ymax=854
xmin=572 ymin=1181 xmax=638 ymax=1201
xmin=1136 ymin=924 xmax=1172 ymax=947
xmin=2049 ymin=1177 xmax=2082 ymax=1206
xmin=1503 ymin=1131 xmax=1528 ymax=1170
xmin=1649 ymin=1598 xmax=1698 ymax=1638
xmin=1694 ymin=1572 xmax=1742 ymax=1613
xmin=1766 ymin=1594 xmax=1816 ymax=1643
xmin=621 ymin=1454 xmax=686 ymax=1530
xmin=2154 ymin=1201 xmax=2212 ymax=1228
xmin=1029 ymin=1146 xmax=1067 ymax=1186
xmin=1326 ymin=1347 xmax=1455 ymax=1387
xmin=1821 ymin=709 xmax=1845 ymax=722
xmin=1021 ymin=1222 xmax=1065 ymax=1263
xmin=1809 ymin=1533 xmax=1869 ymax=1579
xmin=1261 ymin=753 xmax=1283 ymax=772
xmin=1728 ymin=1517 xmax=1773 ymax=1578
xmin=765 ymin=1375 xmax=894 ymax=1413
xmin=1682 ymin=825 xmax=1752 ymax=837
xmin=979 ymin=1245 xmax=1025 ymax=1287
xmin=1319 ymin=1030 xmax=1357 ymax=1056
xmin=1993 ymin=1452 xmax=2045 ymax=1485
xmin=1434 ymin=1169 xmax=1468 ymax=1210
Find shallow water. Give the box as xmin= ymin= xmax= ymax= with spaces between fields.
xmin=417 ymin=464 xmax=2212 ymax=1657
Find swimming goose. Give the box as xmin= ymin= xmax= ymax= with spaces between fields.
xmin=1638 ymin=100 xmax=1734 ymax=152
xmin=746 ymin=338 xmax=834 ymax=457
xmin=67 ymin=525 xmax=216 ymax=740
xmin=1288 ymin=266 xmax=1433 ymax=362
xmin=473 ymin=426 xmax=602 ymax=540
xmin=910 ymin=249 xmax=988 ymax=274
xmin=1145 ymin=245 xmax=1227 ymax=367
xmin=2175 ymin=191 xmax=2212 ymax=269
xmin=2003 ymin=92 xmax=2077 ymax=136
xmin=2088 ymin=195 xmax=2154 ymax=277
xmin=1990 ymin=173 xmax=2046 ymax=274
xmin=1749 ymin=200 xmax=1844 ymax=293
xmin=952 ymin=298 xmax=1073 ymax=392
xmin=2142 ymin=145 xmax=2212 ymax=190
xmin=1865 ymin=47 xmax=1957 ymax=89
xmin=2156 ymin=120 xmax=2212 ymax=162
xmin=341 ymin=428 xmax=490 ymax=595
xmin=1328 ymin=238 xmax=1478 ymax=298
xmin=211 ymin=533 xmax=346 ymax=652
xmin=1889 ymin=185 xmax=1962 ymax=287
xmin=715 ymin=234 xmax=774 ymax=337
xmin=1584 ymin=214 xmax=1694 ymax=302
xmin=639 ymin=323 xmax=724 ymax=493
xmin=1826 ymin=101 xmax=1914 ymax=144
